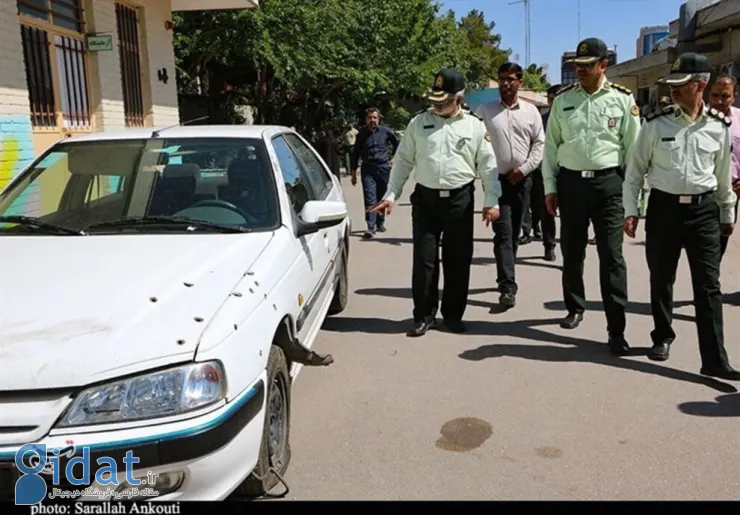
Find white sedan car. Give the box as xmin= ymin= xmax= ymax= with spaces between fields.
xmin=0 ymin=125 xmax=350 ymax=501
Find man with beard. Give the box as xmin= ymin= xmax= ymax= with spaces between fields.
xmin=541 ymin=37 xmax=640 ymax=355
xmin=368 ymin=68 xmax=500 ymax=336
xmin=350 ymin=108 xmax=400 ymax=239
xmin=623 ymin=53 xmax=739 ymax=379
xmin=708 ymin=74 xmax=740 ymax=260
xmin=475 ymin=62 xmax=545 ymax=308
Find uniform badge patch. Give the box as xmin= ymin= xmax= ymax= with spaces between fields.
xmin=457 ymin=137 xmax=471 ymax=149
xmin=630 ymin=104 xmax=639 ymax=117
xmin=608 ymin=118 xmax=616 ymax=127
xmin=484 ymin=133 xmax=491 ymax=142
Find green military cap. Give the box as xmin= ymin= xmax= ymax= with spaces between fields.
xmin=570 ymin=38 xmax=609 ymax=64
xmin=658 ymin=52 xmax=710 ymax=86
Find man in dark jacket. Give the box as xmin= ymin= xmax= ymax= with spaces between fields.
xmin=351 ymin=107 xmax=400 ymax=239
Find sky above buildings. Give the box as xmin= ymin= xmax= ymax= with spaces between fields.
xmin=439 ymin=0 xmax=688 ymax=84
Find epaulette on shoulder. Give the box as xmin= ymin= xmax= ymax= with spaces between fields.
xmin=707 ymin=107 xmax=732 ymax=127
xmin=610 ymin=82 xmax=632 ymax=95
xmin=555 ymin=84 xmax=576 ymax=97
xmin=413 ymin=107 xmax=430 ymax=117
xmin=644 ymin=105 xmax=674 ymax=123
xmin=466 ymin=110 xmax=484 ymax=121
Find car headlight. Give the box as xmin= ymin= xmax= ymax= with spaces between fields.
xmin=56 ymin=361 xmax=226 ymax=428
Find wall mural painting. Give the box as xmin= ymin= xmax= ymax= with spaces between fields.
xmin=0 ymin=115 xmax=37 ymax=216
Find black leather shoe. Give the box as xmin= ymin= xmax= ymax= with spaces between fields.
xmin=608 ymin=335 xmax=630 ymax=356
xmin=518 ymin=235 xmax=532 ymax=245
xmin=648 ymin=343 xmax=670 ymax=361
xmin=700 ymin=366 xmax=740 ymax=381
xmin=499 ymin=292 xmax=516 ymax=308
xmin=559 ymin=313 xmax=583 ymax=329
xmin=443 ymin=320 xmax=467 ymax=334
xmin=544 ymin=248 xmax=556 ymax=261
xmin=407 ymin=319 xmax=435 ymax=337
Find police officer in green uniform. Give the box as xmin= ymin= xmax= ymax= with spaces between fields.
xmin=624 ymin=53 xmax=740 ymax=380
xmin=541 ymin=38 xmax=640 ymax=355
xmin=369 ymin=68 xmax=500 ymax=337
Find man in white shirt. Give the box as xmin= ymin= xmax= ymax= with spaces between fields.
xmin=475 ymin=62 xmax=545 ymax=308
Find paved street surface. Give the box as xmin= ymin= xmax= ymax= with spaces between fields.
xmin=283 ymin=178 xmax=740 ymax=501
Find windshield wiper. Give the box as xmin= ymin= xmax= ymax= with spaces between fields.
xmin=84 ymin=216 xmax=250 ymax=233
xmin=0 ymin=216 xmax=85 ymax=235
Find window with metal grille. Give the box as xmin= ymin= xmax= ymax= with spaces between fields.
xmin=17 ymin=0 xmax=91 ymax=128
xmin=17 ymin=0 xmax=84 ymax=32
xmin=20 ymin=25 xmax=56 ymax=127
xmin=116 ymin=3 xmax=145 ymax=127
xmin=55 ymin=35 xmax=90 ymax=127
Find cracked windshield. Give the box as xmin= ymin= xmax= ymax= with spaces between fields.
xmin=0 ymin=0 xmax=739 ymax=505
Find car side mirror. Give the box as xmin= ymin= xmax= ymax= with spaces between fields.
xmin=296 ymin=200 xmax=347 ymax=237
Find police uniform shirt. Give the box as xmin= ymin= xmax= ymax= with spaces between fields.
xmin=624 ymin=104 xmax=737 ymax=223
xmin=383 ymin=108 xmax=501 ymax=207
xmin=541 ymin=77 xmax=641 ymax=195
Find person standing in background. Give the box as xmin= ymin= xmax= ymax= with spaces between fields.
xmin=541 ymin=37 xmax=640 ymax=355
xmin=341 ymin=123 xmax=359 ymax=175
xmin=316 ymin=128 xmax=342 ymax=180
xmin=475 ymin=62 xmax=545 ymax=308
xmin=708 ymin=75 xmax=740 ymax=260
xmin=351 ymin=108 xmax=400 ymax=239
xmin=624 ymin=53 xmax=739 ymax=379
xmin=520 ymin=83 xmax=560 ymax=261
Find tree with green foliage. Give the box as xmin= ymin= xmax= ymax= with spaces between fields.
xmin=173 ymin=1 xmax=549 ymax=130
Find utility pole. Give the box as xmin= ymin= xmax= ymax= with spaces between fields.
xmin=509 ymin=0 xmax=531 ymax=67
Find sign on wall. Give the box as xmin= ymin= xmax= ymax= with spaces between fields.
xmin=86 ymin=34 xmax=113 ymax=52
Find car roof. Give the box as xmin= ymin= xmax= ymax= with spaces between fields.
xmin=63 ymin=125 xmax=293 ymax=143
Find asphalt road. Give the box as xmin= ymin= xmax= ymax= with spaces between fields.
xmin=283 ymin=178 xmax=740 ymax=501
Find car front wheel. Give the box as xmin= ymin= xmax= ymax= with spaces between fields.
xmin=236 ymin=345 xmax=291 ymax=498
xmin=327 ymin=244 xmax=348 ymax=315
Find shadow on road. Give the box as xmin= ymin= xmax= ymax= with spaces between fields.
xmin=542 ymin=299 xmax=695 ymax=324
xmin=677 ymin=393 xmax=740 ymax=417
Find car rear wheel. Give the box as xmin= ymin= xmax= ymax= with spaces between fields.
xmin=236 ymin=345 xmax=291 ymax=498
xmin=327 ymin=244 xmax=348 ymax=315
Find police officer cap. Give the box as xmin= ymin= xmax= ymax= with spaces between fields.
xmin=570 ymin=38 xmax=609 ymax=64
xmin=658 ymin=53 xmax=710 ymax=87
xmin=425 ymin=68 xmax=465 ymax=103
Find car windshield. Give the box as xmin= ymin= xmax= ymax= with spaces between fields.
xmin=0 ymin=137 xmax=280 ymax=235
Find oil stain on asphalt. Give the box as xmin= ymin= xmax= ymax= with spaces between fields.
xmin=435 ymin=417 xmax=493 ymax=452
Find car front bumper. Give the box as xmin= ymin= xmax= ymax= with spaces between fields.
xmin=0 ymin=373 xmax=266 ymax=501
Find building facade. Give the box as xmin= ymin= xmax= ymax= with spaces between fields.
xmin=561 ymin=48 xmax=618 ymax=85
xmin=0 ymin=0 xmax=257 ymax=192
xmin=607 ymin=0 xmax=740 ymax=111
xmin=636 ymin=25 xmax=670 ymax=57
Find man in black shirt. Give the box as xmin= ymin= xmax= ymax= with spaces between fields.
xmin=351 ymin=107 xmax=400 ymax=239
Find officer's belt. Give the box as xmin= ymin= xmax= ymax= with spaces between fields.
xmin=561 ymin=166 xmax=620 ymax=179
xmin=651 ymin=188 xmax=715 ymax=205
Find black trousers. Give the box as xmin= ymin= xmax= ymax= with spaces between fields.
xmin=410 ymin=182 xmax=475 ymax=323
xmin=719 ymin=196 xmax=739 ymax=260
xmin=522 ymin=168 xmax=557 ymax=249
xmin=646 ymin=189 xmax=729 ymax=369
xmin=493 ymin=173 xmax=532 ymax=294
xmin=557 ymin=168 xmax=628 ymax=336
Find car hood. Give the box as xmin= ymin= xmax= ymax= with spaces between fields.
xmin=0 ymin=232 xmax=274 ymax=390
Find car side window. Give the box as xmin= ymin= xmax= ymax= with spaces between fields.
xmin=285 ymin=134 xmax=332 ymax=200
xmin=272 ymin=136 xmax=313 ymax=214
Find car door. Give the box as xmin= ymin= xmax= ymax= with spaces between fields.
xmin=284 ymin=134 xmax=342 ymax=264
xmin=271 ymin=135 xmax=331 ymax=344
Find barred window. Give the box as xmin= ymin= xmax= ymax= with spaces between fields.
xmin=17 ymin=0 xmax=90 ymax=129
xmin=116 ymin=2 xmax=145 ymax=127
